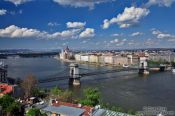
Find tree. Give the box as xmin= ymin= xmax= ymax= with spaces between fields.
xmin=6 ymin=102 xmax=21 ymax=116
xmin=127 ymin=109 xmax=136 ymax=115
xmin=59 ymin=90 xmax=73 ymax=102
xmin=171 ymin=62 xmax=175 ymax=68
xmin=50 ymin=87 xmax=74 ymax=102
xmin=21 ymin=74 xmax=37 ymax=98
xmin=80 ymin=88 xmax=100 ymax=106
xmin=32 ymin=88 xmax=47 ymax=98
xmin=50 ymin=86 xmax=62 ymax=97
xmin=0 ymin=95 xmax=22 ymax=116
xmin=26 ymin=108 xmax=47 ymax=116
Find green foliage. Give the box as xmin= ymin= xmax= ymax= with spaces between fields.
xmin=127 ymin=109 xmax=136 ymax=115
xmin=0 ymin=95 xmax=15 ymax=111
xmin=26 ymin=108 xmax=47 ymax=116
xmin=171 ymin=62 xmax=175 ymax=67
xmin=60 ymin=90 xmax=73 ymax=102
xmin=148 ymin=60 xmax=161 ymax=67
xmin=0 ymin=95 xmax=21 ymax=115
xmin=50 ymin=86 xmax=62 ymax=96
xmin=80 ymin=87 xmax=100 ymax=106
xmin=32 ymin=87 xmax=47 ymax=98
xmin=50 ymin=87 xmax=74 ymax=102
xmin=6 ymin=102 xmax=21 ymax=115
xmin=148 ymin=60 xmax=171 ymax=67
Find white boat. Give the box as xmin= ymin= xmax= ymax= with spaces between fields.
xmin=172 ymin=69 xmax=175 ymax=73
xmin=123 ymin=64 xmax=129 ymax=68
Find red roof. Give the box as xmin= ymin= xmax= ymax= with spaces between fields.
xmin=0 ymin=84 xmax=13 ymax=95
xmin=52 ymin=101 xmax=93 ymax=116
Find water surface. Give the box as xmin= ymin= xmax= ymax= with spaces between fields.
xmin=2 ymin=57 xmax=175 ymax=111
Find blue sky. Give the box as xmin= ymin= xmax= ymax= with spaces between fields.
xmin=0 ymin=0 xmax=175 ymax=50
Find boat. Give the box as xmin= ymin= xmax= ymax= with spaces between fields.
xmin=123 ymin=64 xmax=129 ymax=68
xmin=172 ymin=69 xmax=175 ymax=73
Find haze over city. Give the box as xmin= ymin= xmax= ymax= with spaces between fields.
xmin=0 ymin=0 xmax=175 ymax=50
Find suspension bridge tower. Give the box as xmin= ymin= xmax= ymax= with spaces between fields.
xmin=69 ymin=63 xmax=81 ymax=86
xmin=139 ymin=57 xmax=149 ymax=75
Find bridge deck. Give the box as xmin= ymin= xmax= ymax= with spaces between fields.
xmin=38 ymin=68 xmax=138 ymax=83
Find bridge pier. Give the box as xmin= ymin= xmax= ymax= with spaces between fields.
xmin=139 ymin=57 xmax=149 ymax=75
xmin=69 ymin=63 xmax=81 ymax=86
xmin=139 ymin=68 xmax=149 ymax=75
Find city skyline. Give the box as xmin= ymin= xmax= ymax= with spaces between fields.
xmin=0 ymin=0 xmax=175 ymax=50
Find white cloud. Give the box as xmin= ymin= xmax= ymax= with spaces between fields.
xmin=108 ymin=38 xmax=128 ymax=47
xmin=110 ymin=39 xmax=119 ymax=43
xmin=0 ymin=25 xmax=96 ymax=40
xmin=48 ymin=22 xmax=60 ymax=27
xmin=81 ymin=40 xmax=87 ymax=43
xmin=9 ymin=9 xmax=23 ymax=15
xmin=111 ymin=33 xmax=119 ymax=37
xmin=131 ymin=32 xmax=143 ymax=36
xmin=0 ymin=25 xmax=81 ymax=39
xmin=53 ymin=0 xmax=114 ymax=9
xmin=144 ymin=38 xmax=156 ymax=46
xmin=62 ymin=42 xmax=69 ymax=46
xmin=67 ymin=22 xmax=86 ymax=28
xmin=51 ymin=29 xmax=81 ymax=39
xmin=116 ymin=41 xmax=124 ymax=46
xmin=4 ymin=0 xmax=33 ymax=5
xmin=111 ymin=33 xmax=123 ymax=37
xmin=128 ymin=41 xmax=135 ymax=45
xmin=122 ymin=39 xmax=127 ymax=42
xmin=157 ymin=33 xmax=173 ymax=39
xmin=79 ymin=28 xmax=95 ymax=38
xmin=152 ymin=29 xmax=175 ymax=39
xmin=102 ymin=7 xmax=150 ymax=29
xmin=146 ymin=0 xmax=175 ymax=7
xmin=0 ymin=9 xmax=7 ymax=15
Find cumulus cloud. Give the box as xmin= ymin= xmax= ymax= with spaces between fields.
xmin=131 ymin=32 xmax=143 ymax=36
xmin=67 ymin=22 xmax=86 ymax=28
xmin=51 ymin=29 xmax=81 ymax=39
xmin=152 ymin=29 xmax=175 ymax=39
xmin=102 ymin=7 xmax=150 ymax=29
xmin=79 ymin=28 xmax=95 ymax=38
xmin=53 ymin=0 xmax=114 ymax=9
xmin=146 ymin=0 xmax=175 ymax=7
xmin=0 ymin=25 xmax=95 ymax=39
xmin=4 ymin=0 xmax=33 ymax=5
xmin=0 ymin=9 xmax=7 ymax=15
xmin=0 ymin=25 xmax=82 ymax=39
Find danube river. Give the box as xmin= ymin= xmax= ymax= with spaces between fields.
xmin=3 ymin=56 xmax=175 ymax=111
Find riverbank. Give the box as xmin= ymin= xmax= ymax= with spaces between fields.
xmin=57 ymin=56 xmax=128 ymax=68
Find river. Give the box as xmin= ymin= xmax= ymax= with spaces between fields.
xmin=2 ymin=56 xmax=175 ymax=111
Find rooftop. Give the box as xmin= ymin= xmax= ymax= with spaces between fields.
xmin=52 ymin=101 xmax=93 ymax=116
xmin=43 ymin=105 xmax=85 ymax=116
